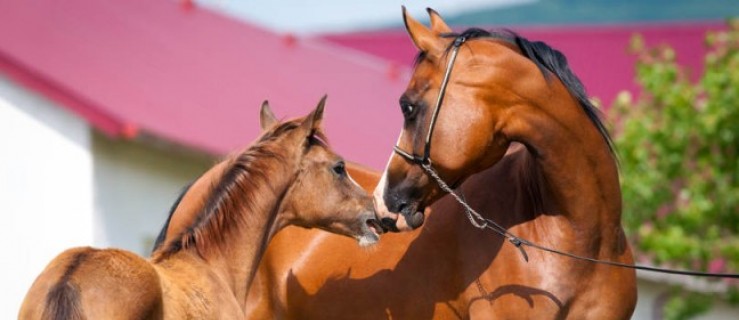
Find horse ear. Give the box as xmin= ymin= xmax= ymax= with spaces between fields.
xmin=427 ymin=8 xmax=452 ymax=35
xmin=402 ymin=6 xmax=444 ymax=54
xmin=260 ymin=100 xmax=278 ymax=131
xmin=300 ymin=95 xmax=326 ymax=134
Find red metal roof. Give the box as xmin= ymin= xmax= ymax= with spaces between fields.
xmin=1 ymin=1 xmax=725 ymax=169
xmin=0 ymin=0 xmax=407 ymax=169
xmin=322 ymin=22 xmax=726 ymax=107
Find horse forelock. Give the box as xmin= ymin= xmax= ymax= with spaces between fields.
xmin=152 ymin=121 xmax=302 ymax=261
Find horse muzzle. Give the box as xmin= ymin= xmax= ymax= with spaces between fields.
xmin=376 ymin=202 xmax=425 ymax=232
xmin=373 ymin=173 xmax=427 ymax=232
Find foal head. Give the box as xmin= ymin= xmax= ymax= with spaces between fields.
xmin=260 ymin=97 xmax=383 ymax=246
xmin=154 ymin=97 xmax=382 ymax=260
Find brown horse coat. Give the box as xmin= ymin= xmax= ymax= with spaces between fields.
xmin=244 ymin=8 xmax=636 ymax=320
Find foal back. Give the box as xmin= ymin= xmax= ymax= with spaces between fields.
xmin=19 ymin=247 xmax=162 ymax=320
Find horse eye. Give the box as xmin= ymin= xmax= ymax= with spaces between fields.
xmin=332 ymin=161 xmax=346 ymax=176
xmin=405 ymin=104 xmax=414 ymax=114
xmin=401 ymin=103 xmax=415 ymax=118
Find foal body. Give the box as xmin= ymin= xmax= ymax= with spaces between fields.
xmin=19 ymin=99 xmax=380 ymax=319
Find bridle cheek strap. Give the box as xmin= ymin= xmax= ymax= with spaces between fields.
xmin=393 ymin=35 xmax=467 ymax=166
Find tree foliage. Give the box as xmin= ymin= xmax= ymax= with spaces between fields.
xmin=610 ymin=19 xmax=739 ymax=319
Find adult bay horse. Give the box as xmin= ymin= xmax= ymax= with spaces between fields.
xmin=19 ymin=97 xmax=383 ymax=319
xmin=243 ymin=8 xmax=636 ymax=319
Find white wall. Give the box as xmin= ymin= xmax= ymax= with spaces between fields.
xmin=0 ymin=73 xmax=212 ymax=318
xmin=0 ymin=75 xmax=93 ymax=319
xmin=92 ymin=134 xmax=212 ymax=255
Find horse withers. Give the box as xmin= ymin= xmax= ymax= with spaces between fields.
xmin=18 ymin=96 xmax=383 ymax=319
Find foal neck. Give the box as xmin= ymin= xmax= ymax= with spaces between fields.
xmin=153 ymin=147 xmax=296 ymax=308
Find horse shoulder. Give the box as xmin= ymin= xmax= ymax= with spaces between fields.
xmin=153 ymin=252 xmax=243 ymax=319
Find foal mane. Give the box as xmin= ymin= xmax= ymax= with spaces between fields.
xmin=425 ymin=28 xmax=617 ymax=158
xmin=153 ymin=121 xmax=307 ymax=260
xmin=151 ymin=183 xmax=192 ymax=254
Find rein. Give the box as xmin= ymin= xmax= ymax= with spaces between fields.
xmin=424 ymin=161 xmax=739 ymax=278
xmin=398 ymin=34 xmax=739 ymax=279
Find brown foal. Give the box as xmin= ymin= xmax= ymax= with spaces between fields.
xmin=19 ymin=97 xmax=382 ymax=319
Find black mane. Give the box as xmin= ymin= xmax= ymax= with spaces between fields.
xmin=421 ymin=28 xmax=616 ymax=157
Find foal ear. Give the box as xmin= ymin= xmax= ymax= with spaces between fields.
xmin=260 ymin=100 xmax=279 ymax=131
xmin=427 ymin=8 xmax=452 ymax=35
xmin=300 ymin=95 xmax=326 ymax=134
xmin=402 ymin=6 xmax=445 ymax=54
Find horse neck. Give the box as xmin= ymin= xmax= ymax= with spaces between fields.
xmin=503 ymin=90 xmax=622 ymax=250
xmin=154 ymin=151 xmax=295 ymax=307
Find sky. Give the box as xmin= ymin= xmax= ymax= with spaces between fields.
xmin=195 ymin=0 xmax=532 ymax=34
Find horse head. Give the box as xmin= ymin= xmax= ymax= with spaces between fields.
xmin=374 ymin=8 xmax=515 ymax=231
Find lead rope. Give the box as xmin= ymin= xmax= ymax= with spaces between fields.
xmin=421 ymin=162 xmax=530 ymax=262
xmin=421 ymin=162 xmax=739 ymax=278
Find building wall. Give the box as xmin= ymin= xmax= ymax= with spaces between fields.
xmin=0 ymin=73 xmax=213 ymax=317
xmin=633 ymin=277 xmax=739 ymax=320
xmin=92 ymin=134 xmax=213 ymax=255
xmin=0 ymin=75 xmax=93 ymax=319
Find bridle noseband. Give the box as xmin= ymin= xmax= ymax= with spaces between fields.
xmin=393 ymin=35 xmax=467 ymax=167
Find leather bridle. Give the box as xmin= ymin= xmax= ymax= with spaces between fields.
xmin=393 ymin=35 xmax=467 ymax=167
xmin=387 ymin=33 xmax=739 ymax=279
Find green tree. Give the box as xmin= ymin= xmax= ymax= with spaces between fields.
xmin=610 ymin=19 xmax=739 ymax=319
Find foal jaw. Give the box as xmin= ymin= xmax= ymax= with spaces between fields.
xmin=358 ymin=235 xmax=378 ymax=247
xmin=358 ymin=231 xmax=380 ymax=247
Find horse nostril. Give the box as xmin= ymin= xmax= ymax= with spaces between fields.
xmin=386 ymin=192 xmax=409 ymax=213
xmin=392 ymin=201 xmax=408 ymax=214
xmin=380 ymin=218 xmax=399 ymax=233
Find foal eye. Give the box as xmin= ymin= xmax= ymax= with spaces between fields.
xmin=331 ymin=161 xmax=346 ymax=176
